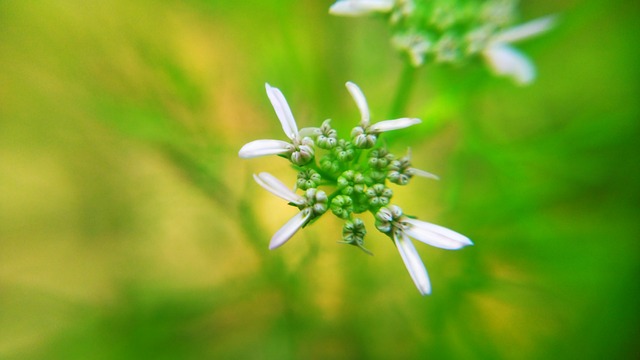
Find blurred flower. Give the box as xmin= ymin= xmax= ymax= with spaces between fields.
xmin=253 ymin=172 xmax=327 ymax=250
xmin=376 ymin=205 xmax=473 ymax=295
xmin=239 ymin=83 xmax=314 ymax=165
xmin=329 ymin=0 xmax=395 ymax=16
xmin=331 ymin=0 xmax=557 ymax=85
xmin=392 ymin=31 xmax=431 ymax=66
xmin=483 ymin=16 xmax=556 ymax=85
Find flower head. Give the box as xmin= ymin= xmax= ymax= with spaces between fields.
xmin=240 ymin=82 xmax=473 ymax=295
xmin=239 ymin=84 xmax=315 ymax=165
xmin=376 ymin=205 xmax=473 ymax=295
xmin=330 ymin=0 xmax=557 ymax=85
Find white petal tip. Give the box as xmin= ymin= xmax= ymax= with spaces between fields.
xmin=409 ymin=168 xmax=440 ymax=180
xmin=238 ymin=139 xmax=292 ymax=159
xmin=419 ymin=288 xmax=432 ymax=296
xmin=404 ymin=218 xmax=473 ymax=250
xmin=484 ymin=45 xmax=536 ymax=86
xmin=369 ymin=117 xmax=421 ymax=133
xmin=269 ymin=210 xmax=311 ymax=250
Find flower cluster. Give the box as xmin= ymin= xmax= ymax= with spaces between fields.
xmin=239 ymin=82 xmax=473 ymax=295
xmin=329 ymin=0 xmax=556 ymax=85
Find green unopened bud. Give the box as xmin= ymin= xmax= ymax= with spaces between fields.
xmin=297 ymin=169 xmax=321 ymax=190
xmin=333 ymin=139 xmax=355 ymax=162
xmin=365 ymin=170 xmax=387 ymax=185
xmin=340 ymin=218 xmax=372 ymax=255
xmin=366 ymin=183 xmax=393 ymax=208
xmin=320 ymin=154 xmax=341 ymax=175
xmin=330 ymin=195 xmax=353 ymax=219
xmin=351 ymin=126 xmax=377 ymax=149
xmin=368 ymin=148 xmax=395 ymax=170
xmin=388 ymin=156 xmax=412 ymax=185
xmin=317 ymin=119 xmax=338 ymax=149
xmin=337 ymin=170 xmax=366 ymax=195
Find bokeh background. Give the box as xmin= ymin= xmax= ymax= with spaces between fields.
xmin=1 ymin=0 xmax=638 ymax=359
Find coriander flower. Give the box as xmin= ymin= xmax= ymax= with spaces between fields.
xmin=482 ymin=16 xmax=556 ymax=85
xmin=239 ymin=83 xmax=314 ymax=165
xmin=392 ymin=31 xmax=431 ymax=67
xmin=376 ymin=205 xmax=473 ymax=295
xmin=253 ymin=172 xmax=327 ymax=250
xmin=329 ymin=0 xmax=395 ymax=16
xmin=346 ymin=81 xmax=421 ymax=148
xmin=388 ymin=148 xmax=439 ymax=185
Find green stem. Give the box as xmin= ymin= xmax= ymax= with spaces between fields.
xmin=388 ymin=62 xmax=418 ymax=118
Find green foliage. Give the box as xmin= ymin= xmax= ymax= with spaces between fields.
xmin=0 ymin=0 xmax=638 ymax=359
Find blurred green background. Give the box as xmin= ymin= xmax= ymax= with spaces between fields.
xmin=1 ymin=0 xmax=638 ymax=359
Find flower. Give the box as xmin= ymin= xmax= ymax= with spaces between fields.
xmin=376 ymin=205 xmax=473 ymax=295
xmin=388 ymin=148 xmax=439 ymax=185
xmin=482 ymin=16 xmax=556 ymax=85
xmin=392 ymin=31 xmax=431 ymax=66
xmin=346 ymin=81 xmax=421 ymax=148
xmin=239 ymin=84 xmax=314 ymax=165
xmin=253 ymin=172 xmax=327 ymax=250
xmin=329 ymin=0 xmax=395 ymax=16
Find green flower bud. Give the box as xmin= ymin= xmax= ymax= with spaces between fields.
xmin=366 ymin=183 xmax=393 ymax=208
xmin=351 ymin=126 xmax=377 ymax=149
xmin=330 ymin=195 xmax=353 ymax=219
xmin=297 ymin=169 xmax=322 ymax=190
xmin=320 ymin=154 xmax=341 ymax=175
xmin=341 ymin=218 xmax=372 ymax=255
xmin=337 ymin=170 xmax=365 ymax=195
xmin=317 ymin=119 xmax=338 ymax=150
xmin=333 ymin=139 xmax=355 ymax=162
xmin=365 ymin=170 xmax=387 ymax=185
xmin=368 ymin=148 xmax=395 ymax=170
xmin=388 ymin=156 xmax=412 ymax=185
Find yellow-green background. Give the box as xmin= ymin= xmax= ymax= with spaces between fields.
xmin=1 ymin=0 xmax=638 ymax=359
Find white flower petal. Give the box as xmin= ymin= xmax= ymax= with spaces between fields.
xmin=394 ymin=231 xmax=431 ymax=295
xmin=329 ymin=0 xmax=394 ymax=16
xmin=265 ymin=83 xmax=298 ymax=139
xmin=369 ymin=117 xmax=421 ymax=133
xmin=492 ymin=16 xmax=556 ymax=45
xmin=403 ymin=218 xmax=473 ymax=250
xmin=483 ymin=44 xmax=535 ymax=85
xmin=270 ymin=209 xmax=312 ymax=250
xmin=408 ymin=168 xmax=440 ymax=180
xmin=253 ymin=172 xmax=304 ymax=205
xmin=239 ymin=139 xmax=292 ymax=158
xmin=345 ymin=81 xmax=370 ymax=124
